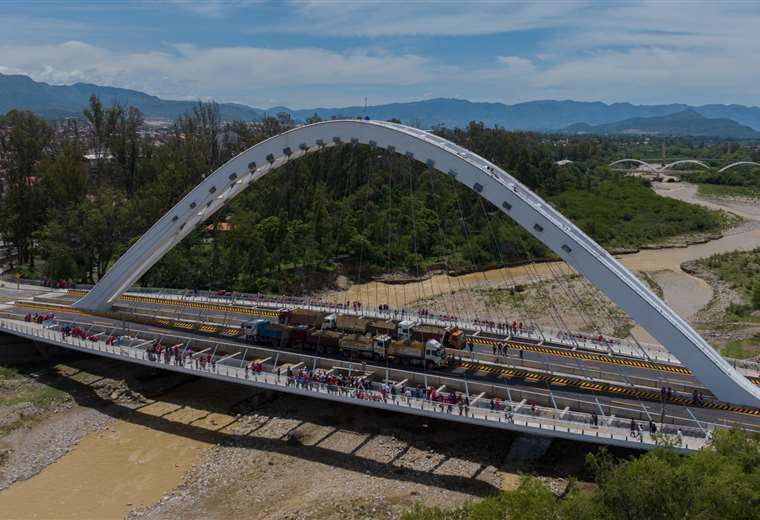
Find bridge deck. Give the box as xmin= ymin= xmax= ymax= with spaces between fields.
xmin=0 ymin=317 xmax=704 ymax=452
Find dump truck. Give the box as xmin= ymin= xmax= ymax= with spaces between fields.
xmin=243 ymin=319 xmax=292 ymax=347
xmin=442 ymin=326 xmax=466 ymax=349
xmin=373 ymin=336 xmax=448 ymax=368
xmin=338 ymin=334 xmax=374 ymax=358
xmin=411 ymin=324 xmax=445 ymax=343
xmin=280 ymin=308 xmax=328 ymax=329
xmin=323 ymin=314 xmax=373 ymax=334
xmin=368 ymin=319 xmax=397 ymax=338
xmin=305 ymin=329 xmax=342 ymax=354
xmin=397 ymin=320 xmax=420 ymax=341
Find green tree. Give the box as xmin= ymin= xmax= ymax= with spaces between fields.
xmin=0 ymin=110 xmax=52 ymax=266
xmin=751 ymin=283 xmax=760 ymax=309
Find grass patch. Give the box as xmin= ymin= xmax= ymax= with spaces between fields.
xmin=697 ymin=183 xmax=760 ymax=199
xmin=0 ymin=365 xmax=70 ymax=411
xmin=638 ymin=271 xmax=664 ymax=298
xmin=722 ymin=336 xmax=760 ymax=359
xmin=698 ymin=248 xmax=760 ymax=297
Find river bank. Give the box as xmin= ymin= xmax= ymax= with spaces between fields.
xmin=317 ymin=181 xmax=760 ymax=345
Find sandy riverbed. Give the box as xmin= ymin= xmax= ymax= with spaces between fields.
xmin=0 ymin=379 xmax=251 ymax=519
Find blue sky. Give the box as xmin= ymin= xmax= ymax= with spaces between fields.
xmin=1 ymin=1 xmax=759 ymax=108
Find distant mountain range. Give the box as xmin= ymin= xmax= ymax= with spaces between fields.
xmin=0 ymin=73 xmax=264 ymax=121
xmin=562 ymin=110 xmax=760 ymax=139
xmin=2 ymin=73 xmax=760 ymax=138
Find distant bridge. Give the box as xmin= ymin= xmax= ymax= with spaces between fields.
xmin=718 ymin=161 xmax=760 ymax=173
xmin=610 ymin=159 xmax=760 ymax=174
xmin=660 ymin=160 xmax=710 ymax=171
xmin=608 ymin=159 xmax=658 ymax=172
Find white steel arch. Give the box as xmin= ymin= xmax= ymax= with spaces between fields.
xmin=718 ymin=161 xmax=760 ymax=173
xmin=608 ymin=159 xmax=657 ymax=171
xmin=661 ymin=160 xmax=710 ymax=171
xmin=75 ymin=120 xmax=760 ymax=407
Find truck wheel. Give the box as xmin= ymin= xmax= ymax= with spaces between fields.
xmin=317 ymin=344 xmax=324 ymax=355
xmin=426 ymin=360 xmax=433 ymax=370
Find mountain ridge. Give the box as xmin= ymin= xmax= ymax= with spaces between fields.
xmin=3 ymin=73 xmax=760 ymax=135
xmin=562 ymin=110 xmax=760 ymax=139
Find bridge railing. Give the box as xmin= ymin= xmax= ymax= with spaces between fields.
xmin=0 ymin=317 xmax=708 ymax=452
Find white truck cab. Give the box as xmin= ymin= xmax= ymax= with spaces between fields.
xmin=425 ymin=339 xmax=447 ymax=367
xmin=322 ymin=314 xmax=337 ymax=330
xmin=397 ymin=319 xmax=420 ymax=341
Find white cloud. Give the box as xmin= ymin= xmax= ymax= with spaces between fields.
xmin=164 ymin=0 xmax=265 ymax=17
xmin=0 ymin=41 xmax=434 ymax=105
xmin=496 ymin=56 xmax=535 ymax=72
xmin=283 ymin=0 xmax=585 ymax=37
xmin=2 ymin=2 xmax=760 ymax=106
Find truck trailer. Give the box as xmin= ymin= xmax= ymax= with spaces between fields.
xmin=323 ymin=314 xmax=373 ymax=334
xmin=280 ymin=308 xmax=328 ymax=329
xmin=372 ymin=336 xmax=448 ymax=368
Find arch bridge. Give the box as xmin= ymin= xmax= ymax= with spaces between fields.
xmin=75 ymin=120 xmax=760 ymax=407
xmin=608 ymin=159 xmax=658 ymax=172
xmin=718 ymin=161 xmax=760 ymax=173
xmin=660 ymin=160 xmax=710 ymax=171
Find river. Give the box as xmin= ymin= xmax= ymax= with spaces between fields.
xmin=322 ymin=182 xmax=760 ymax=341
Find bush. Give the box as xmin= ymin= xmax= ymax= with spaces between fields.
xmin=403 ymin=429 xmax=760 ymax=520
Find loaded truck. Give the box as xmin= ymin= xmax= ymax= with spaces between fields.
xmin=324 ymin=314 xmax=468 ymax=349
xmin=243 ymin=319 xmax=291 ymax=347
xmin=338 ymin=334 xmax=374 ymax=357
xmin=323 ymin=314 xmax=373 ymax=334
xmin=305 ymin=329 xmax=342 ymax=354
xmin=279 ymin=308 xmax=328 ymax=329
xmin=373 ymin=336 xmax=448 ymax=368
xmin=442 ymin=326 xmax=466 ymax=349
xmin=368 ymin=319 xmax=397 ymax=337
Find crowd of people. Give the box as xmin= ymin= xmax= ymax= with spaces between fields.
xmin=23 ymin=312 xmax=55 ymax=324
xmin=490 ymin=342 xmax=524 ymax=359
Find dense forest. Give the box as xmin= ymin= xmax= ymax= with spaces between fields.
xmin=403 ymin=429 xmax=760 ymax=520
xmin=0 ymin=98 xmax=728 ymax=294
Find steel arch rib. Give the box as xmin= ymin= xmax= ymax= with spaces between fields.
xmin=661 ymin=160 xmax=710 ymax=171
xmin=74 ymin=120 xmax=760 ymax=407
xmin=718 ymin=161 xmax=760 ymax=173
xmin=608 ymin=159 xmax=657 ymax=171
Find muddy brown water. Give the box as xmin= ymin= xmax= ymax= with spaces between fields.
xmin=0 ymin=380 xmax=250 ymax=519
xmin=323 ymin=182 xmax=760 ymax=343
